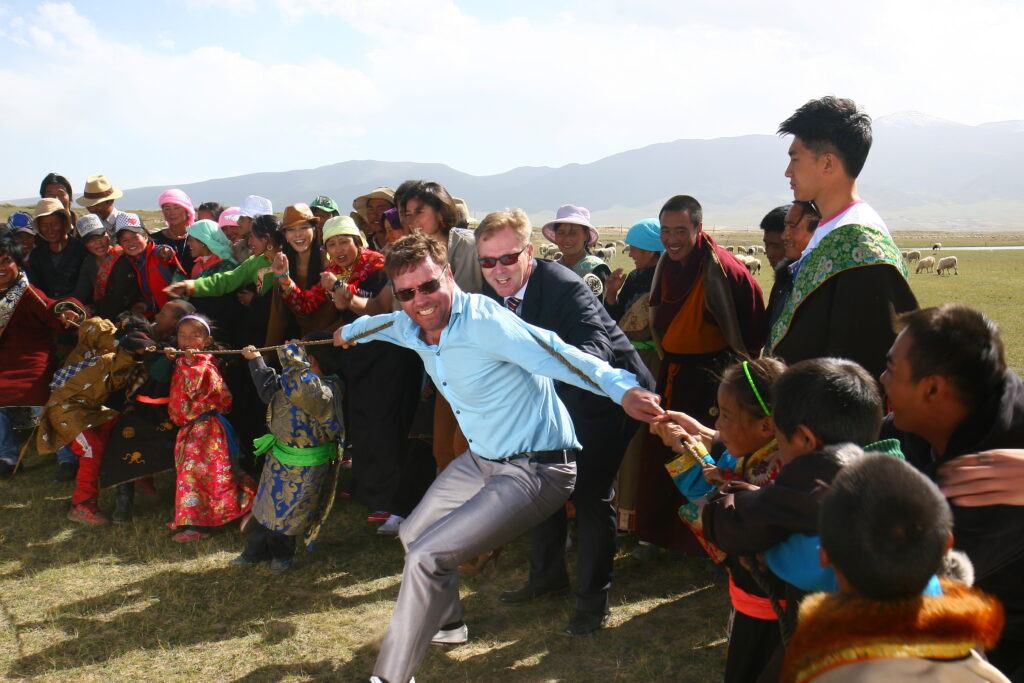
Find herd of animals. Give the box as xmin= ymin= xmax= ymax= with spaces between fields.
xmin=536 ymin=236 xmax=958 ymax=277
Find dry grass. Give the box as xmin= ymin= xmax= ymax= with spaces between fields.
xmin=0 ymin=460 xmax=729 ymax=682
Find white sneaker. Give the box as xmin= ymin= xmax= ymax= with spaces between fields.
xmin=369 ymin=677 xmax=415 ymax=683
xmin=377 ymin=514 xmax=404 ymax=536
xmin=432 ymin=621 xmax=468 ymax=644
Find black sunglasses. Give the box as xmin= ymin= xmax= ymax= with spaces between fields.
xmin=392 ymin=266 xmax=449 ymax=302
xmin=477 ymin=246 xmax=527 ymax=269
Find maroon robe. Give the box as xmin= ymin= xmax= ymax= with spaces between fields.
xmin=0 ymin=284 xmax=71 ymax=406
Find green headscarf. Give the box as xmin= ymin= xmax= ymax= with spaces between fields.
xmin=186 ymin=219 xmax=235 ymax=263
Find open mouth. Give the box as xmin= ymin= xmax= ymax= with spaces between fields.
xmin=416 ymin=306 xmax=437 ymax=317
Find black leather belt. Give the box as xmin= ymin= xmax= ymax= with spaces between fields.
xmin=496 ymin=449 xmax=577 ymax=465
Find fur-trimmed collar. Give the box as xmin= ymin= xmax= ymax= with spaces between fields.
xmin=782 ymin=581 xmax=1004 ymax=683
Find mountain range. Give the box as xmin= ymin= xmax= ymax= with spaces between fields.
xmin=11 ymin=112 xmax=1024 ymax=230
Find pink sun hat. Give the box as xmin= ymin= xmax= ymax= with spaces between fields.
xmin=541 ymin=204 xmax=599 ymax=247
xmin=157 ymin=188 xmax=196 ymax=224
xmin=218 ymin=206 xmax=241 ymax=228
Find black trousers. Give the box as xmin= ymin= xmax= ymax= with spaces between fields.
xmin=528 ymin=408 xmax=636 ymax=615
xmin=243 ymin=521 xmax=297 ymax=562
xmin=726 ymin=611 xmax=782 ymax=683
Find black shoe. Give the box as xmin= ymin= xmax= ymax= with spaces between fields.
xmin=0 ymin=461 xmax=14 ymax=478
xmin=564 ymin=610 xmax=609 ymax=636
xmin=498 ymin=581 xmax=570 ymax=604
xmin=54 ymin=460 xmax=78 ymax=482
xmin=111 ymin=485 xmax=134 ymax=524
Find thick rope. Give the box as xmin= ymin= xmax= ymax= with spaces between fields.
xmin=161 ymin=320 xmax=395 ymax=355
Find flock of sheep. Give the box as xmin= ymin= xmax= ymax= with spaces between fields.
xmin=901 ymin=243 xmax=960 ymax=276
xmin=535 ymin=236 xmax=959 ymax=279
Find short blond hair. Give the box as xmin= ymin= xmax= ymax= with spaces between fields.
xmin=474 ymin=208 xmax=531 ymax=245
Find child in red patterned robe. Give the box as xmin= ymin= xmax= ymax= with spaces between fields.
xmin=166 ymin=314 xmax=255 ymax=542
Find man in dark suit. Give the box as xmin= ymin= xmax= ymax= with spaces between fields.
xmin=474 ymin=208 xmax=657 ymax=635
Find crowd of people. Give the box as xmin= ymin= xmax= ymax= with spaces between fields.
xmin=1 ymin=96 xmax=1023 ymax=683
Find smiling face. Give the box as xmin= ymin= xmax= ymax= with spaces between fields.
xmin=36 ymin=213 xmax=68 ymax=246
xmin=117 ymin=230 xmax=148 ymax=257
xmin=283 ymin=222 xmax=315 ymax=253
xmin=478 ymin=227 xmax=533 ymax=298
xmin=628 ymin=246 xmax=660 ymax=270
xmin=84 ymin=234 xmax=111 ymax=258
xmin=366 ymin=198 xmax=392 ymax=229
xmin=161 ymin=203 xmax=189 ymax=231
xmin=0 ymin=252 xmax=19 ymax=289
xmin=391 ymin=257 xmax=454 ymax=345
xmin=552 ymin=223 xmax=588 ymax=260
xmin=762 ymin=230 xmax=785 ymax=269
xmin=325 ymin=235 xmax=360 ymax=269
xmin=187 ymin=235 xmax=212 ymax=259
xmin=406 ymin=198 xmax=443 ymax=237
xmin=176 ymin=319 xmax=211 ymax=351
xmin=659 ymin=209 xmax=700 ymax=262
xmin=714 ymin=384 xmax=772 ymax=457
xmin=880 ymin=329 xmax=928 ymax=435
xmin=785 ymin=137 xmax=827 ymax=202
xmin=782 ymin=203 xmax=816 ymax=260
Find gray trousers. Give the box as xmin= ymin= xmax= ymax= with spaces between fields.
xmin=374 ymin=450 xmax=576 ymax=683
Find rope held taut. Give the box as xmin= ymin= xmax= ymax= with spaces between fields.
xmin=162 ymin=320 xmax=396 ymax=356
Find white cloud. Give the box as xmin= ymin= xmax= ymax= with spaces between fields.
xmin=0 ymin=0 xmax=1021 ymax=198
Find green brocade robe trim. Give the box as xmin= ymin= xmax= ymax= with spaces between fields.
xmin=767 ymin=224 xmax=908 ymax=352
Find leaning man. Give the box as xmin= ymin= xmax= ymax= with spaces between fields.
xmin=334 ymin=233 xmax=663 ymax=683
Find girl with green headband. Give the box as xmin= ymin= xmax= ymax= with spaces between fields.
xmin=651 ymin=356 xmax=787 ymax=683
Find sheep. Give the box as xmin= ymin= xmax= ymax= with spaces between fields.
xmin=905 ymin=250 xmax=921 ymax=263
xmin=604 ymin=242 xmax=616 ymax=249
xmin=614 ymin=240 xmax=625 ymax=247
xmin=726 ymin=245 xmax=736 ymax=253
xmin=936 ymin=255 xmax=958 ymax=275
xmin=621 ymin=245 xmax=630 ymax=256
xmin=736 ymin=254 xmax=761 ymax=275
xmin=932 ymin=242 xmax=942 ymax=250
xmin=916 ymin=256 xmax=935 ymax=274
xmin=551 ymin=251 xmax=562 ymax=261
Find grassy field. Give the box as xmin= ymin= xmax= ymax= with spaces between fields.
xmin=1 ymin=215 xmax=1022 ymax=681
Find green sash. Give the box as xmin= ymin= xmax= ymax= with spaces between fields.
xmin=253 ymin=433 xmax=337 ymax=467
xmin=767 ymin=224 xmax=908 ymax=351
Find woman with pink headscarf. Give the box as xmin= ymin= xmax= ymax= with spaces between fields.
xmin=154 ymin=188 xmax=197 ymax=274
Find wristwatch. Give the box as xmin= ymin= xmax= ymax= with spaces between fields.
xmin=330 ymin=279 xmax=345 ymax=293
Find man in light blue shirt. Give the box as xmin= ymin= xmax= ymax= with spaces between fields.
xmin=336 ymin=234 xmax=663 ymax=683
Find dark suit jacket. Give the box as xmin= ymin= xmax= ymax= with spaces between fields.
xmin=483 ymin=259 xmax=656 ymax=434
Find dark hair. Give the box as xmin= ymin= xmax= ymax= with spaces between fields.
xmin=393 ymin=180 xmax=419 ymax=211
xmin=282 ymin=228 xmax=324 ymax=287
xmin=821 ymin=454 xmax=952 ymax=600
xmin=303 ymin=331 xmax=342 ymax=376
xmin=196 ymin=202 xmax=224 ymax=219
xmin=385 ymin=232 xmax=448 ymax=279
xmin=382 ymin=207 xmax=401 ymax=231
xmin=39 ymin=172 xmax=72 ymax=199
xmin=759 ymin=206 xmax=788 ymax=233
xmin=778 ymin=96 xmax=873 ymax=178
xmin=399 ymin=181 xmax=460 ymax=235
xmin=0 ymin=233 xmax=26 ymax=269
xmin=720 ymin=357 xmax=786 ymax=418
xmin=898 ymin=305 xmax=1006 ymax=408
xmin=772 ymin=358 xmax=883 ymax=446
xmin=659 ymin=195 xmax=703 ymax=226
xmin=791 ymin=200 xmax=821 ymax=234
xmin=250 ymin=214 xmax=284 ymax=248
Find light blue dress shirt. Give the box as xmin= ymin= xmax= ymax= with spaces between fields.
xmin=342 ymin=287 xmax=641 ymax=460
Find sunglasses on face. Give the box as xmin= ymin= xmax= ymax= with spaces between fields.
xmin=477 ymin=246 xmax=527 ymax=269
xmin=392 ymin=266 xmax=449 ymax=302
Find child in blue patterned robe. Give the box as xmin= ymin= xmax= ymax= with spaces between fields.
xmin=234 ymin=335 xmax=344 ymax=571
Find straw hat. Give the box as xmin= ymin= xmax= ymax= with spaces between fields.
xmin=33 ymin=198 xmax=67 ymax=223
xmin=352 ymin=187 xmax=395 ymax=221
xmin=76 ymin=175 xmax=123 ymax=208
xmin=541 ymin=204 xmax=599 ymax=247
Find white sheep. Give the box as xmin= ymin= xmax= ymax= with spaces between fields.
xmin=614 ymin=240 xmax=626 ymax=247
xmin=905 ymin=250 xmax=921 ymax=262
xmin=916 ymin=256 xmax=936 ymax=274
xmin=736 ymin=254 xmax=761 ymax=274
xmin=932 ymin=242 xmax=942 ymax=250
xmin=551 ymin=251 xmax=563 ymax=261
xmin=936 ymin=255 xmax=959 ymax=275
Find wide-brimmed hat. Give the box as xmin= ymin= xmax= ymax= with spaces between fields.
xmin=625 ymin=218 xmax=665 ymax=253
xmin=6 ymin=211 xmax=35 ymax=235
xmin=239 ymin=195 xmax=273 ymax=218
xmin=322 ymin=215 xmax=367 ymax=247
xmin=76 ymin=214 xmax=107 ymax=240
xmin=281 ymin=203 xmax=315 ymax=229
xmin=33 ymin=198 xmax=67 ymax=223
xmin=76 ymin=175 xmax=123 ymax=208
xmin=114 ymin=212 xmax=146 ymax=235
xmin=352 ymin=187 xmax=395 ymax=221
xmin=541 ymin=204 xmax=599 ymax=247
xmin=310 ymin=195 xmax=340 ymax=216
xmin=187 ymin=219 xmax=234 ymax=262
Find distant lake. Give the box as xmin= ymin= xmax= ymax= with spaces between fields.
xmin=913 ymin=245 xmax=1024 ymax=251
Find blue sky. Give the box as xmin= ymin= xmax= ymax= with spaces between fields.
xmin=1 ymin=0 xmax=1021 ymax=200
